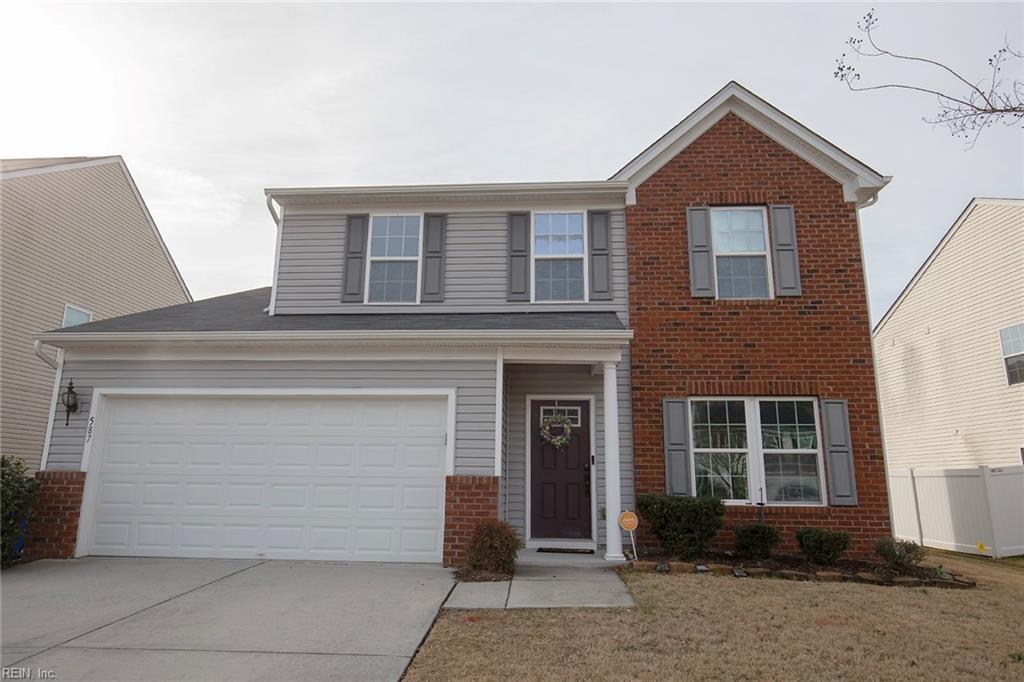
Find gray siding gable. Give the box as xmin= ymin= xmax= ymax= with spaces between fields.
xmin=273 ymin=208 xmax=628 ymax=315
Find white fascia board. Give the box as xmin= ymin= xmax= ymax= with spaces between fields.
xmin=266 ymin=180 xmax=630 ymax=209
xmin=0 ymin=156 xmax=121 ymax=180
xmin=35 ymin=328 xmax=634 ymax=347
xmin=612 ymin=82 xmax=889 ymax=206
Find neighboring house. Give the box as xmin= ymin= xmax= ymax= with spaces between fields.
xmin=0 ymin=156 xmax=191 ymax=471
xmin=27 ymin=82 xmax=891 ymax=565
xmin=874 ymin=198 xmax=1024 ymax=470
xmin=873 ymin=198 xmax=1024 ymax=557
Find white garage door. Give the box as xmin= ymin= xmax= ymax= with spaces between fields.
xmin=83 ymin=395 xmax=448 ymax=562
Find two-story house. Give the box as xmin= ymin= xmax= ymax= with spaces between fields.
xmin=0 ymin=156 xmax=191 ymax=472
xmin=28 ymin=83 xmax=891 ymax=564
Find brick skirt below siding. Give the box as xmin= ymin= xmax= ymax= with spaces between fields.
xmin=443 ymin=475 xmax=499 ymax=566
xmin=24 ymin=471 xmax=86 ymax=560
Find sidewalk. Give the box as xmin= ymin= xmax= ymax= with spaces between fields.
xmin=442 ymin=549 xmax=634 ymax=609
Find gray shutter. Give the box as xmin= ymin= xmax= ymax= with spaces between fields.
xmin=769 ymin=205 xmax=801 ymax=296
xmin=341 ymin=214 xmax=369 ymax=302
xmin=686 ymin=207 xmax=715 ymax=297
xmin=821 ymin=399 xmax=858 ymax=506
xmin=420 ymin=214 xmax=446 ymax=302
xmin=507 ymin=212 xmax=530 ymax=301
xmin=663 ymin=399 xmax=692 ymax=495
xmin=588 ymin=211 xmax=613 ymax=301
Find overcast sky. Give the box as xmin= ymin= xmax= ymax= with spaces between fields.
xmin=2 ymin=2 xmax=1021 ymax=322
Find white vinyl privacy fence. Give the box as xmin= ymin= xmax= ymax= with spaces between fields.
xmin=888 ymin=465 xmax=1024 ymax=558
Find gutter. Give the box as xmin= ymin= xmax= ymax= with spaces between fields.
xmin=34 ymin=328 xmax=634 ymax=346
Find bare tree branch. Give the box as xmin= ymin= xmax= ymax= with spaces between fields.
xmin=834 ymin=8 xmax=1024 ymax=148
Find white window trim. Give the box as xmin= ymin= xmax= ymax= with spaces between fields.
xmin=688 ymin=396 xmax=827 ymax=507
xmin=998 ymin=322 xmax=1024 ymax=386
xmin=363 ymin=213 xmax=425 ymax=305
xmin=62 ymin=304 xmax=94 ymax=327
xmin=708 ymin=206 xmax=775 ymax=300
xmin=529 ymin=210 xmax=589 ymax=304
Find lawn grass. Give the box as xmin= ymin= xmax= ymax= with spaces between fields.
xmin=405 ymin=552 xmax=1024 ymax=681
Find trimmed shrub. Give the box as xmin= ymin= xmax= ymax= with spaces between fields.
xmin=2 ymin=456 xmax=40 ymax=567
xmin=795 ymin=528 xmax=851 ymax=565
xmin=637 ymin=494 xmax=725 ymax=560
xmin=734 ymin=523 xmax=780 ymax=560
xmin=466 ymin=520 xmax=522 ymax=575
xmin=875 ymin=537 xmax=927 ymax=571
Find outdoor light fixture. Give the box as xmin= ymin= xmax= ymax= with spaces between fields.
xmin=59 ymin=379 xmax=79 ymax=426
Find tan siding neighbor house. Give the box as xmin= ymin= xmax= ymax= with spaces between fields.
xmin=873 ymin=198 xmax=1024 ymax=471
xmin=1 ymin=156 xmax=190 ymax=469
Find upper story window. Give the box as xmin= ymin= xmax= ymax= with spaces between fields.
xmin=999 ymin=322 xmax=1024 ymax=385
xmin=62 ymin=304 xmax=93 ymax=327
xmin=689 ymin=397 xmax=824 ymax=505
xmin=366 ymin=215 xmax=422 ymax=303
xmin=710 ymin=207 xmax=773 ymax=299
xmin=533 ymin=212 xmax=586 ymax=302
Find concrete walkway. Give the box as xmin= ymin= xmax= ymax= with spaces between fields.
xmin=2 ymin=558 xmax=453 ymax=681
xmin=443 ymin=550 xmax=634 ymax=609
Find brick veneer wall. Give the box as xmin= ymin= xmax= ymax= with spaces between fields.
xmin=443 ymin=475 xmax=499 ymax=566
xmin=626 ymin=113 xmax=890 ymax=557
xmin=23 ymin=471 xmax=86 ymax=560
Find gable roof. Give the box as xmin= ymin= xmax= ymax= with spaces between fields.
xmin=873 ymin=197 xmax=1024 ymax=336
xmin=1 ymin=155 xmax=192 ymax=301
xmin=610 ymin=81 xmax=890 ymax=207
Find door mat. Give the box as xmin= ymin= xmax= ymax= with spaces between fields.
xmin=536 ymin=547 xmax=595 ymax=555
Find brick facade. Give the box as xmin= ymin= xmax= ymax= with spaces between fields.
xmin=23 ymin=470 xmax=86 ymax=560
xmin=626 ymin=113 xmax=890 ymax=557
xmin=443 ymin=475 xmax=499 ymax=566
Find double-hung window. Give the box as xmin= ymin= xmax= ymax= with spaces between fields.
xmin=533 ymin=212 xmax=586 ymax=302
xmin=366 ymin=215 xmax=422 ymax=303
xmin=689 ymin=397 xmax=825 ymax=505
xmin=710 ymin=207 xmax=772 ymax=299
xmin=999 ymin=322 xmax=1024 ymax=385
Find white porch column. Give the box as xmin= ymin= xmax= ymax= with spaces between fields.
xmin=602 ymin=361 xmax=625 ymax=561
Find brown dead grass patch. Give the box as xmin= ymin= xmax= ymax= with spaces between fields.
xmin=406 ymin=552 xmax=1023 ymax=681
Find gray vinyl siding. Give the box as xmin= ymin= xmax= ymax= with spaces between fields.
xmin=503 ymin=358 xmax=635 ymax=547
xmin=274 ymin=208 xmax=628 ymax=315
xmin=43 ymin=359 xmax=497 ymax=476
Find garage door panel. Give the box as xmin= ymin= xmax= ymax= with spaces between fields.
xmin=85 ymin=395 xmax=448 ymax=562
xmin=89 ymin=515 xmax=444 ymax=560
xmin=95 ymin=476 xmax=444 ymax=517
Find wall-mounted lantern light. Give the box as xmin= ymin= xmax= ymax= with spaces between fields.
xmin=59 ymin=379 xmax=79 ymax=426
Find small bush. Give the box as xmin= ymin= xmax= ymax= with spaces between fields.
xmin=734 ymin=523 xmax=780 ymax=559
xmin=466 ymin=520 xmax=522 ymax=575
xmin=875 ymin=537 xmax=927 ymax=571
xmin=2 ymin=456 xmax=40 ymax=567
xmin=637 ymin=494 xmax=725 ymax=560
xmin=795 ymin=528 xmax=851 ymax=565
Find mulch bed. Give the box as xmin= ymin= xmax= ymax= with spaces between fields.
xmin=454 ymin=566 xmax=513 ymax=582
xmin=626 ymin=549 xmax=976 ymax=588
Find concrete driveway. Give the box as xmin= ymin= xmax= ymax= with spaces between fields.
xmin=1 ymin=558 xmax=454 ymax=681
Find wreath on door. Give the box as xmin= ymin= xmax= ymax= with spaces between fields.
xmin=539 ymin=413 xmax=574 ymax=448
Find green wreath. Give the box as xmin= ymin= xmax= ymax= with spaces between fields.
xmin=540 ymin=414 xmax=574 ymax=448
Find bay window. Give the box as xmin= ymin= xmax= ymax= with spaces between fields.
xmin=689 ymin=397 xmax=825 ymax=505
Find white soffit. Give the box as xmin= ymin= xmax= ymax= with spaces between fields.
xmin=610 ymin=81 xmax=890 ymax=206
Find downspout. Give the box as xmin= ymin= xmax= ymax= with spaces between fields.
xmin=34 ymin=339 xmax=58 ymax=369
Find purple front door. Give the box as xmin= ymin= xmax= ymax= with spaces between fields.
xmin=531 ymin=400 xmax=592 ymax=539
